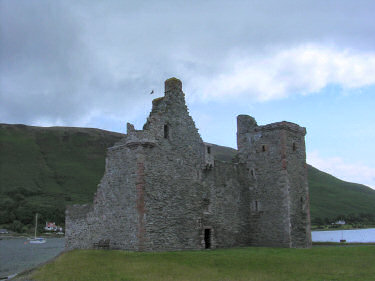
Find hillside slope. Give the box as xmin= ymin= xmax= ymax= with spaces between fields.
xmin=308 ymin=164 xmax=375 ymax=220
xmin=1 ymin=124 xmax=374 ymax=229
xmin=0 ymin=124 xmax=123 ymax=228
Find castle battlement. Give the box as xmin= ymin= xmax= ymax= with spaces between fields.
xmin=65 ymin=78 xmax=311 ymax=251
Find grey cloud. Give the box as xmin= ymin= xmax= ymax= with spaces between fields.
xmin=1 ymin=1 xmax=91 ymax=124
xmin=1 ymin=0 xmax=374 ymax=127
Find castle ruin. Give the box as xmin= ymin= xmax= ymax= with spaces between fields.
xmin=65 ymin=77 xmax=311 ymax=251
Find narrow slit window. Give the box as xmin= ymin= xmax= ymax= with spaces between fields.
xmin=262 ymin=145 xmax=266 ymax=152
xmin=255 ymin=200 xmax=258 ymax=211
xmin=207 ymin=146 xmax=211 ymax=154
xmin=250 ymin=169 xmax=255 ymax=179
xmin=164 ymin=124 xmax=169 ymax=139
xmin=293 ymin=142 xmax=297 ymax=151
xmin=203 ymin=198 xmax=210 ymax=213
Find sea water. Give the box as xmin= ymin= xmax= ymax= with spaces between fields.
xmin=312 ymin=228 xmax=375 ymax=243
xmin=0 ymin=237 xmax=64 ymax=279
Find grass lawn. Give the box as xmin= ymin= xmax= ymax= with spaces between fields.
xmin=27 ymin=246 xmax=375 ymax=281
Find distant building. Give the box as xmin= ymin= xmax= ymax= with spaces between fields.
xmin=45 ymin=222 xmax=57 ymax=231
xmin=66 ymin=78 xmax=312 ymax=251
xmin=334 ymin=220 xmax=346 ymax=225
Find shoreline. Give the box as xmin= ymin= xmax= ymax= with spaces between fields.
xmin=0 ymin=234 xmax=64 ymax=240
xmin=313 ymin=242 xmax=375 ymax=246
xmin=311 ymin=226 xmax=375 ymax=231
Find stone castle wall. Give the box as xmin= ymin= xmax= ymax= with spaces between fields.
xmin=65 ymin=77 xmax=311 ymax=251
xmin=203 ymin=160 xmax=251 ymax=248
xmin=237 ymin=116 xmax=310 ymax=247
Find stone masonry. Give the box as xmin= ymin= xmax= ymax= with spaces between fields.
xmin=65 ymin=77 xmax=311 ymax=251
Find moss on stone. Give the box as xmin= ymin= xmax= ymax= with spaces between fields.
xmin=165 ymin=77 xmax=181 ymax=83
xmin=152 ymin=97 xmax=164 ymax=106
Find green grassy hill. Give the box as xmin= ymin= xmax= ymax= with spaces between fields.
xmin=0 ymin=124 xmax=123 ymax=231
xmin=308 ymin=164 xmax=375 ymax=221
xmin=1 ymin=124 xmax=374 ymax=231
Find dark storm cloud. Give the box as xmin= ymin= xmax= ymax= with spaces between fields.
xmin=1 ymin=0 xmax=374 ymax=127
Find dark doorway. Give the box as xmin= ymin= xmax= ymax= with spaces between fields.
xmin=204 ymin=228 xmax=211 ymax=249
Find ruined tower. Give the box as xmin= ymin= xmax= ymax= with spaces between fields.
xmin=237 ymin=115 xmax=311 ymax=247
xmin=65 ymin=77 xmax=311 ymax=251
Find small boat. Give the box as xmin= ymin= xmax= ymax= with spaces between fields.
xmin=29 ymin=237 xmax=46 ymax=244
xmin=339 ymin=230 xmax=346 ymax=243
xmin=28 ymin=213 xmax=46 ymax=244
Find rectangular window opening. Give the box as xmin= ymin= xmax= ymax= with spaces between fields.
xmin=164 ymin=124 xmax=169 ymax=139
xmin=207 ymin=146 xmax=211 ymax=154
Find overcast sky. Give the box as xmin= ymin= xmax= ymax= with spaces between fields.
xmin=1 ymin=0 xmax=375 ymax=188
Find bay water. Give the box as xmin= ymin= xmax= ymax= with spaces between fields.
xmin=312 ymin=228 xmax=375 ymax=243
xmin=0 ymin=237 xmax=65 ymax=279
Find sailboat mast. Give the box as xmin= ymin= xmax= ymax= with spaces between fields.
xmin=35 ymin=213 xmax=38 ymax=239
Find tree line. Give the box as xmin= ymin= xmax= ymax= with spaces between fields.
xmin=0 ymin=187 xmax=66 ymax=233
xmin=312 ymin=213 xmax=375 ymax=227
